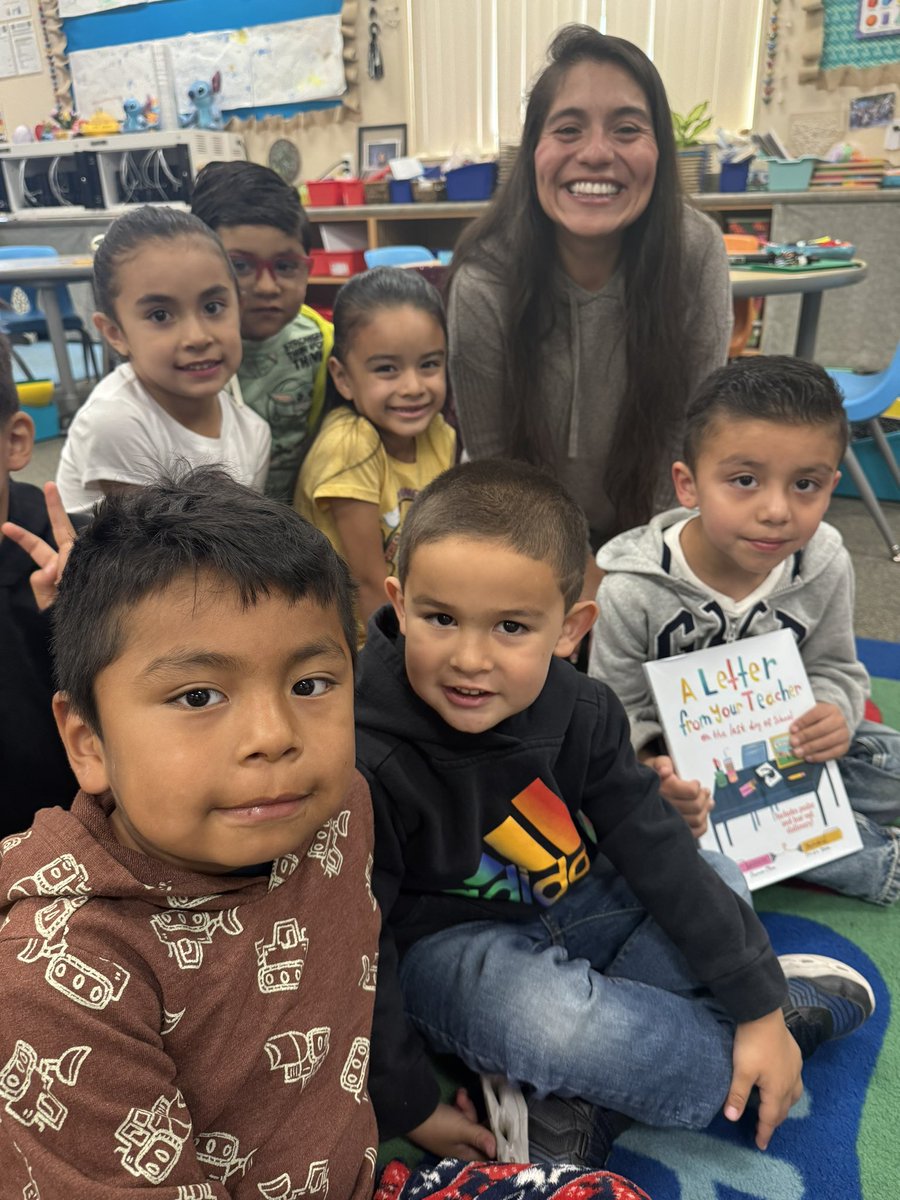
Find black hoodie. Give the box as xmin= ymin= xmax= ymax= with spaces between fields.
xmin=355 ymin=606 xmax=787 ymax=1139
xmin=0 ymin=480 xmax=79 ymax=836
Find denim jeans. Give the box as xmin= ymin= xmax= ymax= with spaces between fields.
xmin=398 ymin=851 xmax=748 ymax=1130
xmin=797 ymin=720 xmax=900 ymax=906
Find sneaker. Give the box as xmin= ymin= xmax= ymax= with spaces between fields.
xmin=525 ymin=1092 xmax=631 ymax=1169
xmin=481 ymin=1074 xmax=528 ymax=1163
xmin=779 ymin=953 xmax=875 ymax=1059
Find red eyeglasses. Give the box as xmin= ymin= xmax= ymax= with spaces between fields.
xmin=227 ymin=251 xmax=312 ymax=285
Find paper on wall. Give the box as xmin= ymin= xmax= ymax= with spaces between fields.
xmin=68 ymin=14 xmax=344 ymax=118
xmin=60 ymin=0 xmax=166 ymax=16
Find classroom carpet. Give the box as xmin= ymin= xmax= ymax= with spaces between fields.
xmin=607 ymin=640 xmax=900 ymax=1199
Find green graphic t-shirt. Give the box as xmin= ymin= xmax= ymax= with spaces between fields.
xmin=237 ymin=305 xmax=334 ymax=502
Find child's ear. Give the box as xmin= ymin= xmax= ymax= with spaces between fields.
xmin=829 ymin=469 xmax=841 ymax=495
xmin=328 ymin=355 xmax=355 ymax=403
xmin=4 ymin=410 xmax=35 ymax=472
xmin=384 ymin=576 xmax=407 ymax=633
xmin=554 ymin=599 xmax=598 ymax=659
xmin=92 ymin=311 xmax=129 ymax=359
xmin=53 ymin=693 xmax=110 ymax=796
xmin=672 ymin=460 xmax=698 ymax=509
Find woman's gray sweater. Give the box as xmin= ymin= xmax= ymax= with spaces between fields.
xmin=447 ymin=205 xmax=732 ymax=543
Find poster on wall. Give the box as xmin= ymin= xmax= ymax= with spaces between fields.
xmin=849 ymin=91 xmax=896 ymax=127
xmin=857 ymin=0 xmax=900 ymax=38
xmin=68 ymin=13 xmax=344 ymax=118
xmin=59 ymin=0 xmax=167 ymax=16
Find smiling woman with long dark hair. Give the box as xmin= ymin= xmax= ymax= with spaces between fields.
xmin=447 ymin=25 xmax=732 ymax=549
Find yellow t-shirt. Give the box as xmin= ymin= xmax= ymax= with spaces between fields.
xmin=294 ymin=407 xmax=457 ymax=575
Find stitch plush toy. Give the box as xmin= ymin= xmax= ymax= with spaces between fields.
xmin=179 ymin=71 xmax=224 ymax=131
xmin=121 ymin=98 xmax=157 ymax=134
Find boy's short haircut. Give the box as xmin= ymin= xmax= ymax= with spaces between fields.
xmin=53 ymin=465 xmax=357 ymax=732
xmin=683 ymin=355 xmax=849 ymax=469
xmin=397 ymin=458 xmax=589 ymax=609
xmin=191 ymin=160 xmax=313 ymax=252
xmin=0 ymin=333 xmax=19 ymax=426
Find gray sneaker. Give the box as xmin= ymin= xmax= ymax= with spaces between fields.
xmin=526 ymin=1093 xmax=631 ymax=1169
xmin=779 ymin=953 xmax=875 ymax=1059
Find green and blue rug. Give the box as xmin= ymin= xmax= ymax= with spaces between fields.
xmin=609 ymin=638 xmax=900 ymax=1199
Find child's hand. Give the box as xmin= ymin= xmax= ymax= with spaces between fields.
xmin=408 ymin=1088 xmax=497 ymax=1162
xmin=644 ymin=754 xmax=713 ymax=837
xmin=724 ymin=1009 xmax=803 ymax=1151
xmin=790 ymin=703 xmax=850 ymax=762
xmin=0 ymin=482 xmax=76 ymax=611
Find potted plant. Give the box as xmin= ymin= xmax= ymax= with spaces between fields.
xmin=672 ymin=101 xmax=713 ymax=194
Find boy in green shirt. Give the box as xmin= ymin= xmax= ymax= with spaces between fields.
xmin=192 ymin=160 xmax=333 ymax=502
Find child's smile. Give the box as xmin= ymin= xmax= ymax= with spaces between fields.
xmin=387 ymin=536 xmax=580 ymax=734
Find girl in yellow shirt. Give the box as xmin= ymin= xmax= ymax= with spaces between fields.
xmin=295 ymin=267 xmax=456 ymax=633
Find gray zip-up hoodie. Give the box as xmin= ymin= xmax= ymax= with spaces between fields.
xmin=589 ymin=507 xmax=869 ymax=755
xmin=447 ymin=206 xmax=732 ymax=542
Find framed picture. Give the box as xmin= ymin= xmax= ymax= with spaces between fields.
xmin=358 ymin=123 xmax=407 ymax=175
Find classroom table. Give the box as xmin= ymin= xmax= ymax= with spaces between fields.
xmin=0 ymin=254 xmax=95 ymax=420
xmin=729 ymin=260 xmax=868 ymax=361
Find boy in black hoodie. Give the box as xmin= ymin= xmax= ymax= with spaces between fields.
xmin=354 ymin=458 xmax=874 ymax=1168
xmin=0 ymin=335 xmax=81 ymax=835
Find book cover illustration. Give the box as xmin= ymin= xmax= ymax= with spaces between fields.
xmin=643 ymin=629 xmax=862 ymax=890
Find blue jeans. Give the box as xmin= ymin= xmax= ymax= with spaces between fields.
xmin=398 ymin=852 xmax=748 ymax=1130
xmin=797 ymin=720 xmax=900 ymax=906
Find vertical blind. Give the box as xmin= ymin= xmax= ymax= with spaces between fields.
xmin=405 ymin=0 xmax=764 ymax=156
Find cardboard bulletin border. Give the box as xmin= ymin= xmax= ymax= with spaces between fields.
xmin=819 ymin=0 xmax=900 ymax=90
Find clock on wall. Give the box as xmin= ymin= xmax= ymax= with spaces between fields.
xmin=268 ymin=138 xmax=301 ymax=183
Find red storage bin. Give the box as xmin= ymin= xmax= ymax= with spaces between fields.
xmin=306 ymin=180 xmax=343 ymax=206
xmin=309 ymin=249 xmax=367 ymax=278
xmin=340 ymin=179 xmax=366 ymax=205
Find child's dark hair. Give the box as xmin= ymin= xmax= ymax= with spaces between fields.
xmin=191 ymin=160 xmax=312 ymax=252
xmin=331 ymin=266 xmax=447 ymax=369
xmin=683 ymin=355 xmax=849 ymax=469
xmin=0 ymin=333 xmax=18 ymax=426
xmin=93 ymin=205 xmax=235 ymax=319
xmin=53 ymin=466 xmax=357 ymax=733
xmin=397 ymin=459 xmax=589 ymax=609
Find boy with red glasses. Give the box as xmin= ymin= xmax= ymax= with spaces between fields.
xmin=193 ymin=161 xmax=333 ymax=502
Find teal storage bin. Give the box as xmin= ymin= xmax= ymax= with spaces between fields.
xmin=23 ymin=401 xmax=60 ymax=442
xmin=834 ymin=430 xmax=900 ymax=502
xmin=763 ymin=155 xmax=817 ymax=192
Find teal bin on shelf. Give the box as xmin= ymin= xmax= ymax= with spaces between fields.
xmin=762 ymin=155 xmax=818 ymax=192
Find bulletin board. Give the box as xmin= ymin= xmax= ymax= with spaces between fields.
xmin=822 ymin=0 xmax=900 ymax=81
xmin=59 ymin=0 xmax=353 ymax=121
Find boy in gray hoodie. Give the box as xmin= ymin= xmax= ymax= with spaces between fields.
xmin=590 ymin=355 xmax=900 ymax=906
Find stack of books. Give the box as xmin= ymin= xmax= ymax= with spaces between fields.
xmin=810 ymin=158 xmax=886 ymax=189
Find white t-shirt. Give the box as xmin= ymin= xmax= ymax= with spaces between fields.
xmin=56 ymin=364 xmax=272 ymax=513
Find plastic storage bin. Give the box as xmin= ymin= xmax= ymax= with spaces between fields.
xmin=719 ymin=159 xmax=751 ymax=192
xmin=339 ymin=179 xmax=366 ymax=205
xmin=763 ymin=156 xmax=818 ymax=192
xmin=306 ymin=180 xmax=343 ymax=206
xmin=445 ymin=162 xmax=498 ymax=201
xmin=308 ymin=249 xmax=367 ymax=279
xmin=388 ymin=179 xmax=414 ymax=204
xmin=834 ymin=430 xmax=900 ymax=503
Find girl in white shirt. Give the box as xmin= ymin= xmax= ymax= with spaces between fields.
xmin=57 ymin=206 xmax=270 ymax=512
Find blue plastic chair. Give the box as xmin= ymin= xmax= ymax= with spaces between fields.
xmin=828 ymin=344 xmax=900 ymax=563
xmin=363 ymin=245 xmax=434 ymax=268
xmin=0 ymin=245 xmax=100 ymax=382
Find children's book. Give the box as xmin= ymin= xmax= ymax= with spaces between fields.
xmin=643 ymin=629 xmax=862 ymax=890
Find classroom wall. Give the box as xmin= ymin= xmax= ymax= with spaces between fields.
xmin=755 ymin=0 xmax=900 ymax=163
xmin=0 ymin=0 xmax=57 ymax=135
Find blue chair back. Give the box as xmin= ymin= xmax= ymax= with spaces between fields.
xmin=829 ymin=341 xmax=900 ymax=424
xmin=364 ymin=245 xmax=434 ymax=268
xmin=0 ymin=244 xmax=83 ymax=329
